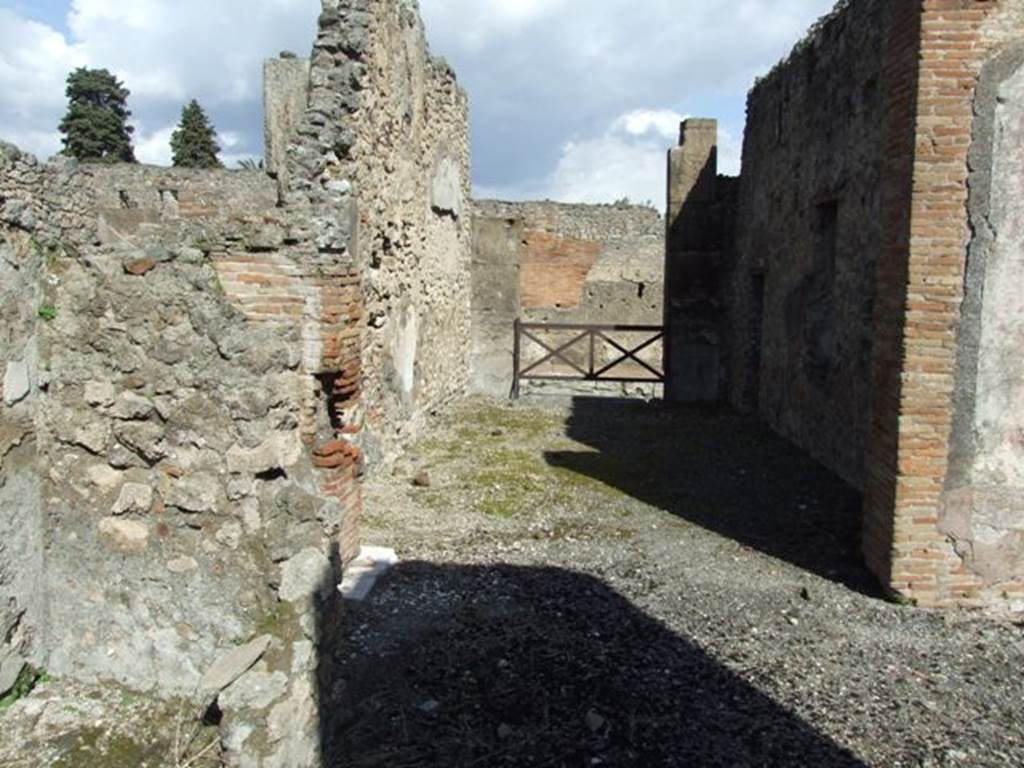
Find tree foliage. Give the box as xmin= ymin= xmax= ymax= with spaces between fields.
xmin=58 ymin=67 xmax=135 ymax=163
xmin=170 ymin=100 xmax=222 ymax=169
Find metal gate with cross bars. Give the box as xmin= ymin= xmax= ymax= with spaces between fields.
xmin=511 ymin=320 xmax=665 ymax=398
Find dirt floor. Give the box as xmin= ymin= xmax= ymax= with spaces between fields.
xmin=319 ymin=396 xmax=1024 ymax=768
xmin=2 ymin=395 xmax=1022 ymax=767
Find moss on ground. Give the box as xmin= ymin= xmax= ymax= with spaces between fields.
xmin=404 ymin=399 xmax=652 ymax=523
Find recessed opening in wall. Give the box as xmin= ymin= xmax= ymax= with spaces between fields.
xmin=813 ymin=199 xmax=839 ymax=282
xmin=803 ymin=199 xmax=840 ymax=383
xmin=316 ymin=372 xmax=346 ymax=431
xmin=256 ymin=468 xmax=288 ymax=482
xmin=749 ymin=269 xmax=766 ymax=400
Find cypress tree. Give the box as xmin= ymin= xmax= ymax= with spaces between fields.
xmin=170 ymin=100 xmax=222 ymax=169
xmin=58 ymin=67 xmax=136 ymax=163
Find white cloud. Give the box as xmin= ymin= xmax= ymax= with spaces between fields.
xmin=0 ymin=9 xmax=84 ymax=157
xmin=0 ymin=1 xmax=318 ymax=162
xmin=218 ymin=131 xmax=243 ymax=150
xmin=133 ymin=123 xmax=174 ymax=166
xmin=0 ymin=0 xmax=835 ymax=184
xmin=423 ymin=0 xmax=836 ymax=193
xmin=476 ymin=108 xmax=744 ymax=206
xmin=612 ymin=109 xmax=684 ymax=141
xmin=420 ymin=0 xmax=571 ymax=51
xmin=65 ymin=0 xmax=318 ymax=103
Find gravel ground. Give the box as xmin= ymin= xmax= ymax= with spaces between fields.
xmin=320 ymin=395 xmax=1024 ymax=768
xmin=1 ymin=395 xmax=1020 ymax=767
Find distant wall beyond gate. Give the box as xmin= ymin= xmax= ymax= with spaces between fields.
xmin=471 ymin=200 xmax=665 ymax=398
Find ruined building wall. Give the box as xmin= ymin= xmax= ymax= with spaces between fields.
xmin=0 ymin=148 xmax=48 ymax=699
xmin=346 ymin=0 xmax=472 ymax=464
xmin=729 ymin=0 xmax=885 ymax=488
xmin=0 ymin=147 xmax=362 ymax=768
xmin=665 ymin=119 xmax=737 ymax=403
xmin=0 ymin=0 xmax=471 ymax=762
xmin=471 ymin=200 xmax=665 ymax=397
xmin=267 ymin=0 xmax=473 ymax=467
xmin=264 ymin=56 xmax=311 ymax=182
xmin=861 ymin=0 xmax=1024 ymax=611
xmin=726 ymin=0 xmax=1024 ymax=610
xmin=0 ymin=142 xmax=365 ymax=731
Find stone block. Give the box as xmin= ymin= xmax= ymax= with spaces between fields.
xmin=278 ymin=548 xmax=333 ymax=603
xmin=98 ymin=517 xmax=150 ymax=552
xmin=112 ymin=483 xmax=153 ymax=516
xmin=3 ymin=360 xmax=30 ymax=405
xmin=200 ymin=635 xmax=272 ymax=696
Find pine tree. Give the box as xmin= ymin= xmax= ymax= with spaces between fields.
xmin=170 ymin=100 xmax=222 ymax=169
xmin=58 ymin=68 xmax=136 ymax=163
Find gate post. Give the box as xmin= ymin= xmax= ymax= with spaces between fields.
xmin=511 ymin=318 xmax=521 ymax=399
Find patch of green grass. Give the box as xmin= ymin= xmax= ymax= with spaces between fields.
xmin=476 ymin=496 xmax=521 ymax=519
xmin=460 ymin=402 xmax=564 ymax=441
xmin=890 ymin=592 xmax=918 ymax=608
xmin=255 ymin=601 xmax=298 ymax=638
xmin=0 ymin=665 xmax=49 ymax=711
xmin=37 ymin=303 xmax=58 ymax=322
xmin=30 ymin=236 xmax=77 ymax=269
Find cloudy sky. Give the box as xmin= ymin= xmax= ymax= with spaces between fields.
xmin=0 ymin=0 xmax=836 ymax=204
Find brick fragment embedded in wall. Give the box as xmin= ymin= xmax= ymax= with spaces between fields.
xmin=520 ymin=231 xmax=601 ymax=309
xmin=313 ymin=438 xmax=363 ymax=564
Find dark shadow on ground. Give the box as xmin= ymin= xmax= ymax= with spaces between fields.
xmin=544 ymin=397 xmax=881 ymax=596
xmin=316 ymin=562 xmax=866 ymax=768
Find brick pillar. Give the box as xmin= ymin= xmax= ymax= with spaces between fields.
xmin=312 ymin=264 xmax=364 ymax=566
xmin=664 ymin=118 xmax=724 ymax=402
xmin=863 ymin=0 xmax=1003 ymax=607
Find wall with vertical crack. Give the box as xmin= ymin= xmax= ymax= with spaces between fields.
xmin=943 ymin=45 xmax=1024 ymax=593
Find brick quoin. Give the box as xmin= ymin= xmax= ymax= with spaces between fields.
xmin=215 ymin=246 xmax=365 ymax=566
xmin=863 ymin=0 xmax=1010 ymax=608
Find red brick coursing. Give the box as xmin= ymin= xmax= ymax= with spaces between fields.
xmin=216 ymin=247 xmax=364 ymax=566
xmin=864 ymin=0 xmax=1020 ymax=609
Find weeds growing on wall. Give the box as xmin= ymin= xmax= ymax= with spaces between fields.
xmin=0 ymin=666 xmax=49 ymax=711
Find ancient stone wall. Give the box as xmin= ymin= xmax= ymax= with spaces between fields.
xmin=0 ymin=138 xmax=358 ymax=676
xmin=861 ymin=0 xmax=1024 ymax=611
xmin=1 ymin=0 xmax=472 ymax=761
xmin=286 ymin=0 xmax=473 ymax=466
xmin=728 ymin=0 xmax=885 ymax=487
xmin=471 ymin=200 xmax=665 ymax=397
xmin=0 ymin=146 xmax=47 ymax=699
xmin=665 ymin=119 xmax=738 ymax=403
xmin=0 ymin=141 xmax=366 ymax=764
xmin=264 ymin=56 xmax=311 ymax=182
xmin=470 ymin=214 xmax=523 ymax=397
xmin=725 ymin=0 xmax=1024 ymax=610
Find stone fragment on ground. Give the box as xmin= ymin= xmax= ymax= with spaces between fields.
xmin=200 ymin=635 xmax=272 ymax=696
xmin=339 ymin=546 xmax=399 ymax=602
